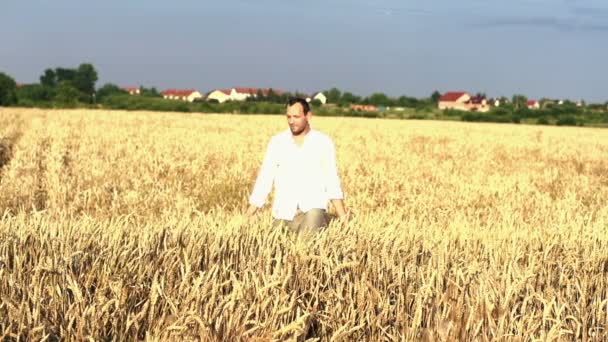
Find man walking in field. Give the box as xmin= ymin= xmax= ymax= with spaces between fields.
xmin=246 ymin=97 xmax=347 ymax=232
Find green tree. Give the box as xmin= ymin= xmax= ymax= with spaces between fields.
xmin=140 ymin=86 xmax=161 ymax=97
xmin=277 ymin=91 xmax=290 ymax=104
xmin=325 ymin=87 xmax=342 ymax=104
xmin=0 ymin=72 xmax=18 ymax=106
xmin=512 ymin=94 xmax=528 ymax=110
xmin=55 ymin=68 xmax=77 ymax=83
xmin=266 ymin=88 xmax=280 ymax=103
xmin=340 ymin=92 xmax=360 ymax=105
xmin=16 ymin=84 xmax=55 ymax=104
xmin=587 ymin=103 xmax=604 ymax=111
xmin=431 ymin=90 xmax=441 ymax=103
xmin=256 ymin=89 xmax=265 ymax=102
xmin=40 ymin=69 xmax=57 ymax=87
xmin=537 ymin=117 xmax=550 ymax=125
xmin=368 ymin=92 xmax=391 ymax=106
xmin=398 ymin=95 xmax=419 ymax=107
xmin=96 ymin=83 xmax=127 ymax=102
xmin=310 ymin=99 xmax=322 ymax=107
xmin=54 ymin=81 xmax=84 ymax=106
xmin=73 ymin=63 xmax=98 ymax=100
xmin=39 ymin=63 xmax=98 ymax=102
xmin=556 ymin=115 xmax=578 ymax=126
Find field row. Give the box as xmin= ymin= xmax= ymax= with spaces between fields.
xmin=0 ymin=108 xmax=606 ymax=340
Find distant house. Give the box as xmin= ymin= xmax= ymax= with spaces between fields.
xmin=527 ymin=100 xmax=540 ymax=110
xmin=161 ymin=89 xmax=203 ymax=102
xmin=350 ymin=104 xmax=378 ymax=112
xmin=205 ymin=87 xmax=284 ymax=102
xmin=539 ymin=99 xmax=561 ymax=109
xmin=206 ymin=89 xmax=232 ymax=103
xmin=231 ymin=87 xmax=284 ymax=101
xmin=469 ymin=95 xmax=488 ymax=107
xmin=438 ymin=92 xmax=470 ymax=110
xmin=438 ymin=92 xmax=489 ymax=112
xmin=229 ymin=87 xmax=254 ymax=101
xmin=123 ymin=87 xmax=140 ymax=95
xmin=306 ymin=92 xmax=327 ymax=105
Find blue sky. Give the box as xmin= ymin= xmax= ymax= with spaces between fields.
xmin=2 ymin=0 xmax=607 ymax=102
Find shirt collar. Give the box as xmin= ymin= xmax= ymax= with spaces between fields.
xmin=286 ymin=127 xmax=315 ymax=146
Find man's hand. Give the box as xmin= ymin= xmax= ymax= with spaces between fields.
xmin=331 ymin=199 xmax=347 ymax=220
xmin=331 ymin=199 xmax=352 ymax=227
xmin=246 ymin=204 xmax=259 ymax=218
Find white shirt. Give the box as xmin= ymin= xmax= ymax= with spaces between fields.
xmin=249 ymin=128 xmax=344 ymax=220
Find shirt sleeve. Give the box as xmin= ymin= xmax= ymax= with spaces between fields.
xmin=325 ymin=139 xmax=344 ymax=200
xmin=248 ymin=138 xmax=276 ymax=208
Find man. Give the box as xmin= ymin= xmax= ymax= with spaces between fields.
xmin=246 ymin=97 xmax=347 ymax=232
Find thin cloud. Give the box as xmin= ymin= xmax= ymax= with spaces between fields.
xmin=568 ymin=5 xmax=608 ymax=18
xmin=474 ymin=16 xmax=608 ymax=32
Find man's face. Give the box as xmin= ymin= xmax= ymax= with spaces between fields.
xmin=286 ymin=103 xmax=309 ymax=136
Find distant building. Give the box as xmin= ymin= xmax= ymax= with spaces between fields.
xmin=527 ymin=100 xmax=540 ymax=110
xmin=539 ymin=99 xmax=561 ymax=108
xmin=438 ymin=92 xmax=489 ymax=112
xmin=206 ymin=89 xmax=232 ymax=103
xmin=230 ymin=87 xmax=256 ymax=101
xmin=161 ymin=89 xmax=203 ymax=102
xmin=206 ymin=87 xmax=284 ymax=102
xmin=438 ymin=92 xmax=470 ymax=110
xmin=231 ymin=87 xmax=284 ymax=101
xmin=122 ymin=87 xmax=140 ymax=95
xmin=350 ymin=104 xmax=378 ymax=112
xmin=306 ymin=92 xmax=327 ymax=104
xmin=489 ymin=98 xmax=501 ymax=107
xmin=468 ymin=95 xmax=488 ymax=109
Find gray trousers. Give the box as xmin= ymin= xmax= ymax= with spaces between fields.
xmin=273 ymin=208 xmax=328 ymax=233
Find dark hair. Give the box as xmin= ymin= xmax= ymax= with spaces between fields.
xmin=287 ymin=97 xmax=310 ymax=114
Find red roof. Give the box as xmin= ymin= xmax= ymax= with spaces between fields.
xmin=527 ymin=100 xmax=538 ymax=105
xmin=234 ymin=87 xmax=256 ymax=95
xmin=439 ymin=91 xmax=468 ymax=102
xmin=162 ymin=89 xmax=197 ymax=96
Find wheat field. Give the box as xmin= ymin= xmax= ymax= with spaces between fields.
xmin=0 ymin=107 xmax=606 ymax=341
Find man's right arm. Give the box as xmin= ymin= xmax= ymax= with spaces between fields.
xmin=247 ymin=138 xmax=276 ymax=216
xmin=246 ymin=203 xmax=259 ymax=216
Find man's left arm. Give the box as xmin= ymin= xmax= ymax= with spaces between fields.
xmin=330 ymin=199 xmax=347 ymax=218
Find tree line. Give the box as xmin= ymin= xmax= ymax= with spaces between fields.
xmin=1 ymin=64 xmax=607 ymax=127
xmin=1 ymin=64 xmax=98 ymax=107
